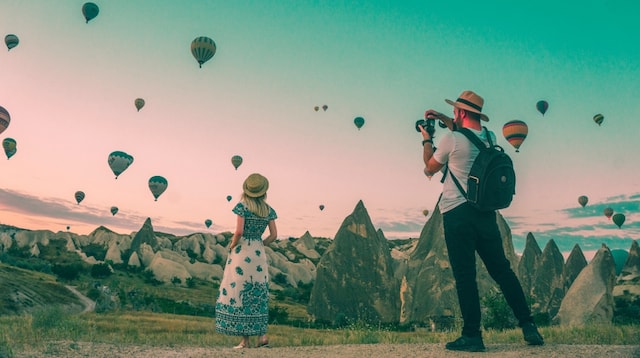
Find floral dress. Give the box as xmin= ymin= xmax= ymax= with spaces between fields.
xmin=215 ymin=202 xmax=277 ymax=336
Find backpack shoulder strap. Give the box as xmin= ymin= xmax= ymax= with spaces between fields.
xmin=457 ymin=127 xmax=491 ymax=150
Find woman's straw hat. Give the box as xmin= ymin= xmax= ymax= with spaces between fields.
xmin=445 ymin=90 xmax=489 ymax=122
xmin=243 ymin=173 xmax=269 ymax=197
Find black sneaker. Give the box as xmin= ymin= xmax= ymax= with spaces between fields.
xmin=445 ymin=335 xmax=486 ymax=352
xmin=522 ymin=322 xmax=544 ymax=345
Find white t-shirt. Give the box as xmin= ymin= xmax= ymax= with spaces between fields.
xmin=433 ymin=128 xmax=497 ymax=213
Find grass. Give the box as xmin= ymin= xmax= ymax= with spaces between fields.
xmin=1 ymin=309 xmax=638 ymax=355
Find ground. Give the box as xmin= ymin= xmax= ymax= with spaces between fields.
xmin=14 ymin=342 xmax=640 ymax=358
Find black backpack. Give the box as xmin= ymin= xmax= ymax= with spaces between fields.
xmin=445 ymin=127 xmax=516 ymax=211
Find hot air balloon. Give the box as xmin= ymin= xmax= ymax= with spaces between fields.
xmin=603 ymin=207 xmax=614 ymax=219
xmin=66 ymin=226 xmax=70 ymax=231
xmin=3 ymin=138 xmax=16 ymax=159
xmin=322 ymin=105 xmax=328 ymax=111
xmin=354 ymin=116 xmax=365 ymax=130
xmin=314 ymin=106 xmax=319 ymax=112
xmin=593 ymin=113 xmax=604 ymax=126
xmin=578 ymin=195 xmax=588 ymax=208
xmin=612 ymin=213 xmax=625 ymax=228
xmin=110 ymin=206 xmax=118 ymax=216
xmin=422 ymin=209 xmax=429 ymax=217
xmin=108 ymin=151 xmax=134 ymax=179
xmin=82 ymin=2 xmax=99 ymax=23
xmin=134 ymin=98 xmax=145 ymax=112
xmin=0 ymin=106 xmax=10 ymax=135
xmin=226 ymin=195 xmax=232 ymax=202
xmin=148 ymin=176 xmax=168 ymax=201
xmin=502 ymin=120 xmax=528 ymax=152
xmin=74 ymin=191 xmax=85 ymax=205
xmin=536 ymin=100 xmax=548 ymax=116
xmin=191 ymin=36 xmax=216 ymax=68
xmin=319 ymin=204 xmax=325 ymax=211
xmin=231 ymin=155 xmax=243 ymax=170
xmin=5 ymin=34 xmax=19 ymax=51
xmin=205 ymin=219 xmax=212 ymax=228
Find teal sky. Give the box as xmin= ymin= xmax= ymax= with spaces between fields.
xmin=1 ymin=1 xmax=638 ymax=256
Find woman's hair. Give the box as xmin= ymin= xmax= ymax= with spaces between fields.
xmin=241 ymin=192 xmax=270 ymax=217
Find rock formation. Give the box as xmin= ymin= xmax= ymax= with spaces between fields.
xmin=554 ymin=244 xmax=616 ymax=326
xmin=308 ymin=200 xmax=400 ymax=324
xmin=614 ymin=240 xmax=640 ymax=297
xmin=399 ymin=203 xmax=520 ymax=328
xmin=563 ymin=244 xmax=587 ymax=292
xmin=530 ymin=239 xmax=565 ymax=319
xmin=517 ymin=232 xmax=542 ymax=296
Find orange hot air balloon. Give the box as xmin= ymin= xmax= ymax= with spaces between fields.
xmin=603 ymin=207 xmax=614 ymax=219
xmin=578 ymin=195 xmax=588 ymax=208
xmin=502 ymin=120 xmax=528 ymax=152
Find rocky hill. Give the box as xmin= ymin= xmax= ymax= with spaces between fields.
xmin=1 ymin=200 xmax=639 ymax=328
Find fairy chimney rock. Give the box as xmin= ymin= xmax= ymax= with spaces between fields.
xmin=517 ymin=232 xmax=542 ymax=296
xmin=563 ymin=244 xmax=588 ymax=291
xmin=308 ymin=200 xmax=400 ymax=324
xmin=554 ymin=244 xmax=616 ymax=326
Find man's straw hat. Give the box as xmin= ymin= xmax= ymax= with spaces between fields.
xmin=445 ymin=90 xmax=489 ymax=122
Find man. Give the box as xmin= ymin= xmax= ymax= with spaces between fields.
xmin=419 ymin=90 xmax=544 ymax=352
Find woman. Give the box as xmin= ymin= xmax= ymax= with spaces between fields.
xmin=215 ymin=173 xmax=278 ymax=349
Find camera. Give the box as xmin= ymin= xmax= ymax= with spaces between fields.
xmin=415 ymin=118 xmax=436 ymax=137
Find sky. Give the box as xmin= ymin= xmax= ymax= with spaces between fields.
xmin=1 ymin=0 xmax=639 ymax=257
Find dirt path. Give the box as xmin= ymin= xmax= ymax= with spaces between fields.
xmin=65 ymin=285 xmax=95 ymax=313
xmin=15 ymin=342 xmax=640 ymax=358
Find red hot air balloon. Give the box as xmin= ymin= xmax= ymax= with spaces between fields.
xmin=536 ymin=100 xmax=549 ymax=116
xmin=603 ymin=207 xmax=614 ymax=219
xmin=502 ymin=120 xmax=528 ymax=152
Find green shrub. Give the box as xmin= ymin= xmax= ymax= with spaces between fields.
xmin=269 ymin=305 xmax=289 ymax=324
xmin=51 ymin=263 xmax=83 ymax=281
xmin=481 ymin=289 xmax=517 ymax=331
xmin=90 ymin=263 xmax=112 ymax=279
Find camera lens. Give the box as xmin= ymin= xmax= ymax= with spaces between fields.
xmin=415 ymin=119 xmax=426 ymax=132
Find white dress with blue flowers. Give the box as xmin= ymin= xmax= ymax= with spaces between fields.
xmin=215 ymin=202 xmax=277 ymax=336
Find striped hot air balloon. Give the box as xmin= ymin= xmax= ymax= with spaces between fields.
xmin=148 ymin=175 xmax=168 ymax=201
xmin=0 ymin=106 xmax=10 ymax=135
xmin=191 ymin=36 xmax=217 ymax=68
xmin=74 ymin=191 xmax=85 ymax=204
xmin=502 ymin=120 xmax=528 ymax=152
xmin=134 ymin=98 xmax=145 ymax=112
xmin=593 ymin=113 xmax=604 ymax=126
xmin=2 ymin=138 xmax=16 ymax=159
xmin=108 ymin=151 xmax=134 ymax=179
xmin=5 ymin=34 xmax=19 ymax=51
xmin=231 ymin=155 xmax=243 ymax=170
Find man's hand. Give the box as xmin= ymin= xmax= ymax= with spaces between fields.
xmin=425 ymin=110 xmax=455 ymax=131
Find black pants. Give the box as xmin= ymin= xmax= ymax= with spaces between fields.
xmin=442 ymin=202 xmax=533 ymax=337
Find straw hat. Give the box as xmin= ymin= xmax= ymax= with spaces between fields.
xmin=445 ymin=90 xmax=489 ymax=122
xmin=243 ymin=173 xmax=269 ymax=198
